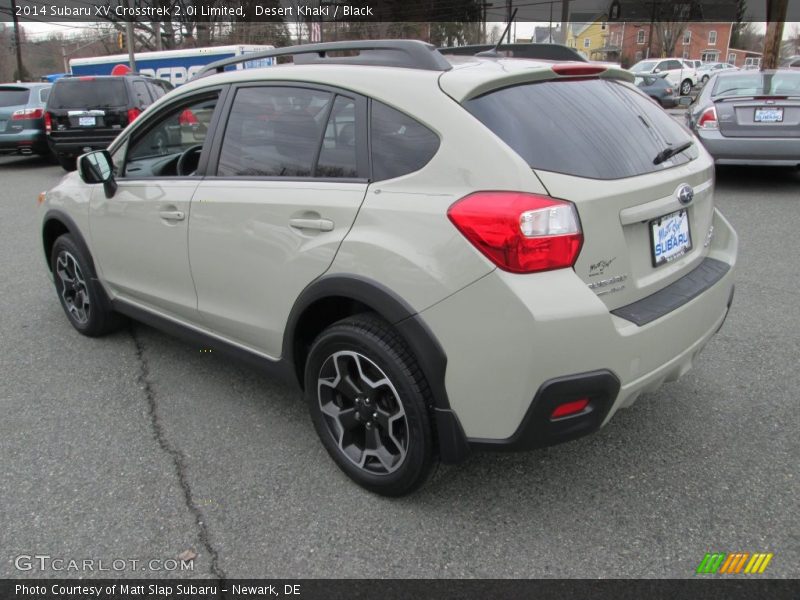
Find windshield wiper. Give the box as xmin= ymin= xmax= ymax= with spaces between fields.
xmin=653 ymin=140 xmax=693 ymax=165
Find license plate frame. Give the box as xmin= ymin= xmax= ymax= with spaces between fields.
xmin=754 ymin=107 xmax=783 ymax=123
xmin=78 ymin=116 xmax=96 ymax=127
xmin=650 ymin=209 xmax=692 ymax=267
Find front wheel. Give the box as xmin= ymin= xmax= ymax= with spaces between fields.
xmin=305 ymin=314 xmax=436 ymax=496
xmin=51 ymin=234 xmax=124 ymax=336
xmin=680 ymin=79 xmax=693 ymax=96
xmin=701 ymin=75 xmax=710 ymax=84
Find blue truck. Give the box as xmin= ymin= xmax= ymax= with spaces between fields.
xmin=68 ymin=45 xmax=275 ymax=86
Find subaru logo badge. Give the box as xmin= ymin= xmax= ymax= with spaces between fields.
xmin=677 ymin=184 xmax=694 ymax=206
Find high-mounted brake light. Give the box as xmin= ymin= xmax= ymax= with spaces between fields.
xmin=698 ymin=106 xmax=718 ymax=129
xmin=552 ymin=64 xmax=607 ymax=76
xmin=447 ymin=192 xmax=583 ymax=274
xmin=44 ymin=111 xmax=52 ymax=134
xmin=11 ymin=107 xmax=44 ymax=120
xmin=78 ymin=76 xmax=95 ymax=81
xmin=127 ymin=107 xmax=142 ymax=124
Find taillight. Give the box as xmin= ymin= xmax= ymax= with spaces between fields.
xmin=127 ymin=107 xmax=141 ymax=124
xmin=178 ymin=109 xmax=199 ymax=126
xmin=665 ymin=87 xmax=674 ymax=94
xmin=44 ymin=111 xmax=52 ymax=133
xmin=11 ymin=107 xmax=44 ymax=120
xmin=447 ymin=192 xmax=583 ymax=274
xmin=698 ymin=106 xmax=718 ymax=129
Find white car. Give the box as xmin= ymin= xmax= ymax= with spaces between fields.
xmin=39 ymin=41 xmax=737 ymax=496
xmin=630 ymin=58 xmax=698 ymax=95
xmin=697 ymin=62 xmax=740 ymax=84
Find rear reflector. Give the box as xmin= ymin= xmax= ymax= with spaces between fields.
xmin=447 ymin=192 xmax=583 ymax=274
xmin=551 ymin=398 xmax=590 ymax=419
xmin=552 ymin=64 xmax=607 ymax=76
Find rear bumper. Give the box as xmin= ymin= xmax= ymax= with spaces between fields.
xmin=0 ymin=130 xmax=48 ymax=154
xmin=697 ymin=130 xmax=800 ymax=165
xmin=421 ymin=208 xmax=738 ymax=445
xmin=48 ymin=134 xmax=118 ymax=157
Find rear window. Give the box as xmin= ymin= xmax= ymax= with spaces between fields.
xmin=0 ymin=87 xmax=30 ymax=107
xmin=711 ymin=72 xmax=800 ymax=98
xmin=48 ymin=78 xmax=128 ymax=109
xmin=466 ymin=79 xmax=695 ymax=180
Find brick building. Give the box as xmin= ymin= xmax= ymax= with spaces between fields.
xmin=607 ymin=22 xmax=735 ymax=67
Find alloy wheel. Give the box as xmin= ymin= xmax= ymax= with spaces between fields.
xmin=56 ymin=250 xmax=91 ymax=325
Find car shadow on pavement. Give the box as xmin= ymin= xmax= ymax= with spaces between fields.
xmin=0 ymin=154 xmax=57 ymax=170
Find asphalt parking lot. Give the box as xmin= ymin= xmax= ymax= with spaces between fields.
xmin=1 ymin=151 xmax=798 ymax=579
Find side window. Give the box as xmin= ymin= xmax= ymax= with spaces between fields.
xmin=656 ymin=61 xmax=669 ymax=71
xmin=316 ymin=96 xmax=357 ymax=178
xmin=148 ymin=81 xmax=166 ymax=99
xmin=370 ymin=101 xmax=439 ymax=181
xmin=123 ymin=94 xmax=219 ymax=178
xmin=217 ymin=86 xmax=332 ymax=177
xmin=132 ymin=81 xmax=152 ymax=109
xmin=39 ymin=88 xmax=50 ymax=103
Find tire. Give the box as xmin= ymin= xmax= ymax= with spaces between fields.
xmin=701 ymin=75 xmax=709 ymax=84
xmin=680 ymin=79 xmax=693 ymax=96
xmin=50 ymin=234 xmax=124 ymax=337
xmin=305 ymin=314 xmax=436 ymax=496
xmin=56 ymin=154 xmax=77 ymax=171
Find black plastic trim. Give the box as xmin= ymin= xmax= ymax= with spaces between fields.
xmin=469 ymin=370 xmax=621 ymax=451
xmin=612 ymin=257 xmax=731 ymax=326
xmin=41 ymin=209 xmax=94 ymax=273
xmin=112 ymin=300 xmax=295 ymax=383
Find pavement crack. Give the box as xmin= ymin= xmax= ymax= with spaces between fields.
xmin=130 ymin=325 xmax=227 ymax=581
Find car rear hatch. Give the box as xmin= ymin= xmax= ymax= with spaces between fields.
xmin=713 ymin=71 xmax=800 ymax=138
xmin=444 ymin=62 xmax=715 ymax=312
xmin=0 ymin=86 xmax=32 ymax=134
xmin=47 ymin=77 xmax=130 ymax=139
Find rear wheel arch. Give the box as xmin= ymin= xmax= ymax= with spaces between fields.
xmin=283 ymin=275 xmax=471 ymax=464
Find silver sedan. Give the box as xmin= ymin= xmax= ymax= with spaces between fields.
xmin=685 ymin=69 xmax=800 ymax=167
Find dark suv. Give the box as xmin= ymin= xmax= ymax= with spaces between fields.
xmin=46 ymin=74 xmax=173 ymax=170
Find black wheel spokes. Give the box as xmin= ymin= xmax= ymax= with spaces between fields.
xmin=56 ymin=251 xmax=90 ymax=325
xmin=318 ymin=351 xmax=408 ymax=475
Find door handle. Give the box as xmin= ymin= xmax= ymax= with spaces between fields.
xmin=159 ymin=210 xmax=185 ymax=222
xmin=289 ymin=218 xmax=334 ymax=232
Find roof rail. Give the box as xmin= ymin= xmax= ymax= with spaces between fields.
xmin=439 ymin=43 xmax=588 ymax=63
xmin=195 ymin=40 xmax=452 ymax=79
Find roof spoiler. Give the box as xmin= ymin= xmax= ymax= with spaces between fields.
xmin=439 ymin=43 xmax=588 ymax=63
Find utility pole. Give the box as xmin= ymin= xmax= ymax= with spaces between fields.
xmin=126 ymin=21 xmax=137 ymax=71
xmin=762 ymin=0 xmax=788 ymax=69
xmin=154 ymin=22 xmax=163 ymax=51
xmin=10 ymin=0 xmax=27 ymax=81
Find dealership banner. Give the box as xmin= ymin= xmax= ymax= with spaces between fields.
xmin=1 ymin=0 xmax=797 ymax=23
xmin=3 ymin=579 xmax=800 ymax=600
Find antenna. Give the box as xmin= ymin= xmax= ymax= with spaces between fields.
xmin=476 ymin=8 xmax=518 ymax=58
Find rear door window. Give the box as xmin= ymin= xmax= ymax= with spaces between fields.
xmin=0 ymin=87 xmax=30 ymax=107
xmin=466 ymin=79 xmax=695 ymax=180
xmin=48 ymin=79 xmax=128 ymax=109
xmin=132 ymin=81 xmax=153 ymax=108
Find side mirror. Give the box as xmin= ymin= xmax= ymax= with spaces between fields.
xmin=78 ymin=150 xmax=117 ymax=198
xmin=678 ymin=96 xmax=693 ymax=106
xmin=653 ymin=68 xmax=662 ymax=73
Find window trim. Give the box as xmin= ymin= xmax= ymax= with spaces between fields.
xmin=205 ymin=81 xmax=370 ymax=183
xmin=111 ymin=85 xmax=229 ymax=181
xmin=637 ymin=30 xmax=646 ymax=44
xmin=708 ymin=30 xmax=717 ymax=45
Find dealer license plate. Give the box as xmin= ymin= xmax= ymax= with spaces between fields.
xmin=650 ymin=209 xmax=692 ymax=267
xmin=754 ymin=107 xmax=783 ymax=123
xmin=78 ymin=116 xmax=96 ymax=127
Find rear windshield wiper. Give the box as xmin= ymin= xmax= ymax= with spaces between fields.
xmin=653 ymin=140 xmax=693 ymax=165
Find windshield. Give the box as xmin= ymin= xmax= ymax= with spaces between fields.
xmin=0 ymin=87 xmax=30 ymax=107
xmin=466 ymin=79 xmax=695 ymax=180
xmin=712 ymin=72 xmax=800 ymax=98
xmin=631 ymin=60 xmax=658 ymax=72
xmin=48 ymin=79 xmax=128 ymax=109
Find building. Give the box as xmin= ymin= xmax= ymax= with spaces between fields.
xmin=565 ymin=14 xmax=609 ymax=60
xmin=608 ymin=21 xmax=734 ymax=67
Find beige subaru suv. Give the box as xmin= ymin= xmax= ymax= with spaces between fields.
xmin=38 ymin=41 xmax=737 ymax=496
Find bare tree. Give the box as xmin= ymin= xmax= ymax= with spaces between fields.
xmin=653 ymin=1 xmax=699 ymax=58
